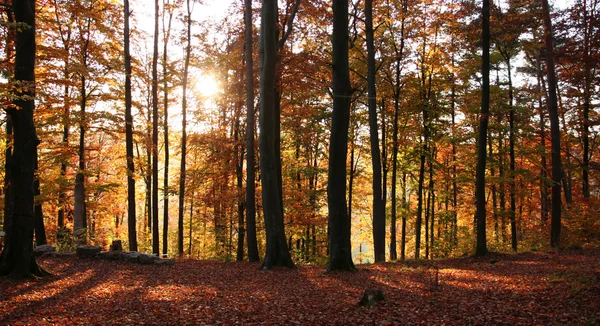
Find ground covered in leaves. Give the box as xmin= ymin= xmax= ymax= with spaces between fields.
xmin=1 ymin=249 xmax=599 ymax=325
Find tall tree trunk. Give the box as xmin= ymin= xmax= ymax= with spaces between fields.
xmin=34 ymin=155 xmax=46 ymax=246
xmin=541 ymin=0 xmax=563 ymax=249
xmin=235 ymin=91 xmax=246 ymax=261
xmin=178 ymin=0 xmax=192 ymax=257
xmin=389 ymin=0 xmax=407 ymax=262
xmin=401 ymin=172 xmax=407 ymax=260
xmin=74 ymin=72 xmax=87 ymax=241
xmin=507 ymin=58 xmax=517 ymax=252
xmin=0 ymin=0 xmax=48 ymax=278
xmin=124 ymin=0 xmax=137 ymax=252
xmin=162 ymin=0 xmax=174 ymax=257
xmin=429 ymin=155 xmax=435 ymax=258
xmin=258 ymin=0 xmax=294 ymax=270
xmin=365 ymin=0 xmax=385 ymax=263
xmin=58 ymin=70 xmax=69 ymax=230
xmin=151 ymin=0 xmax=160 ymax=255
xmin=327 ymin=0 xmax=356 ymax=272
xmin=475 ymin=0 xmax=490 ymax=257
xmin=450 ymin=57 xmax=458 ymax=247
xmin=534 ymin=49 xmax=550 ymax=224
xmin=582 ymin=0 xmax=591 ymax=200
xmin=3 ymin=118 xmax=12 ymax=232
xmin=244 ymin=0 xmax=259 ymax=262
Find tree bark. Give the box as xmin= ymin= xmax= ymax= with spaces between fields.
xmin=244 ymin=0 xmax=259 ymax=262
xmin=0 ymin=0 xmax=48 ymax=278
xmin=389 ymin=0 xmax=407 ymax=262
xmin=258 ymin=0 xmax=294 ymax=270
xmin=474 ymin=0 xmax=490 ymax=257
xmin=327 ymin=0 xmax=356 ymax=272
xmin=365 ymin=0 xmax=385 ymax=263
xmin=34 ymin=155 xmax=46 ymax=245
xmin=162 ymin=0 xmax=174 ymax=257
xmin=151 ymin=0 xmax=160 ymax=255
xmin=124 ymin=0 xmax=137 ymax=252
xmin=541 ymin=0 xmax=563 ymax=249
xmin=178 ymin=0 xmax=192 ymax=257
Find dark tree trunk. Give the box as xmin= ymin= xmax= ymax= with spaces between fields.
xmin=178 ymin=0 xmax=192 ymax=257
xmin=74 ymin=74 xmax=87 ymax=240
xmin=537 ymin=51 xmax=549 ymax=224
xmin=58 ymin=73 xmax=69 ymax=230
xmin=582 ymin=0 xmax=591 ymax=200
xmin=389 ymin=0 xmax=407 ymax=262
xmin=365 ymin=0 xmax=385 ymax=263
xmin=244 ymin=0 xmax=259 ymax=262
xmin=401 ymin=172 xmax=407 ymax=260
xmin=151 ymin=0 xmax=160 ymax=255
xmin=34 ymin=155 xmax=46 ymax=246
xmin=258 ymin=0 xmax=294 ymax=270
xmin=541 ymin=0 xmax=563 ymax=249
xmin=162 ymin=1 xmax=174 ymax=257
xmin=327 ymin=0 xmax=356 ymax=272
xmin=506 ymin=58 xmax=517 ymax=252
xmin=235 ymin=91 xmax=246 ymax=262
xmin=0 ymin=0 xmax=48 ymax=278
xmin=3 ymin=118 xmax=12 ymax=232
xmin=475 ymin=0 xmax=490 ymax=257
xmin=124 ymin=0 xmax=137 ymax=252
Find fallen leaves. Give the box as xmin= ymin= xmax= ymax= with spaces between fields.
xmin=0 ymin=249 xmax=598 ymax=325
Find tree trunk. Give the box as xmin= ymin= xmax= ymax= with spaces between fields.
xmin=537 ymin=51 xmax=549 ymax=224
xmin=507 ymin=58 xmax=517 ymax=252
xmin=73 ymin=74 xmax=87 ymax=241
xmin=389 ymin=0 xmax=407 ymax=262
xmin=244 ymin=0 xmax=259 ymax=262
xmin=151 ymin=0 xmax=160 ymax=255
xmin=327 ymin=0 xmax=356 ymax=272
xmin=0 ymin=0 xmax=48 ymax=278
xmin=365 ymin=0 xmax=385 ymax=263
xmin=162 ymin=0 xmax=174 ymax=257
xmin=34 ymin=155 xmax=46 ymax=246
xmin=474 ymin=0 xmax=490 ymax=257
xmin=3 ymin=118 xmax=12 ymax=232
xmin=541 ymin=0 xmax=563 ymax=249
xmin=582 ymin=0 xmax=591 ymax=200
xmin=258 ymin=0 xmax=294 ymax=270
xmin=124 ymin=0 xmax=137 ymax=252
xmin=178 ymin=0 xmax=192 ymax=257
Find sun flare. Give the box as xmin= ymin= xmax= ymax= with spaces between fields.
xmin=196 ymin=75 xmax=219 ymax=97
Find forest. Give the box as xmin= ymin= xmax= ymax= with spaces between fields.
xmin=0 ymin=0 xmax=599 ymax=275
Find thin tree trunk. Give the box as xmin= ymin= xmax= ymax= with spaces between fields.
xmin=475 ymin=0 xmax=490 ymax=257
xmin=34 ymin=155 xmax=46 ymax=246
xmin=365 ymin=0 xmax=385 ymax=263
xmin=178 ymin=0 xmax=192 ymax=257
xmin=162 ymin=0 xmax=174 ymax=257
xmin=151 ymin=0 xmax=160 ymax=255
xmin=507 ymin=58 xmax=517 ymax=252
xmin=582 ymin=0 xmax=591 ymax=199
xmin=244 ymin=0 xmax=259 ymax=262
xmin=389 ymin=0 xmax=407 ymax=261
xmin=124 ymin=0 xmax=137 ymax=252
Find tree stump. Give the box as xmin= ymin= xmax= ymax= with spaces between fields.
xmin=359 ymin=289 xmax=384 ymax=308
xmin=110 ymin=240 xmax=123 ymax=251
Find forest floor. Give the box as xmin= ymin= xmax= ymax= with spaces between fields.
xmin=1 ymin=249 xmax=599 ymax=325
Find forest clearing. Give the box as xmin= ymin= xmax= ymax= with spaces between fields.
xmin=1 ymin=249 xmax=599 ymax=325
